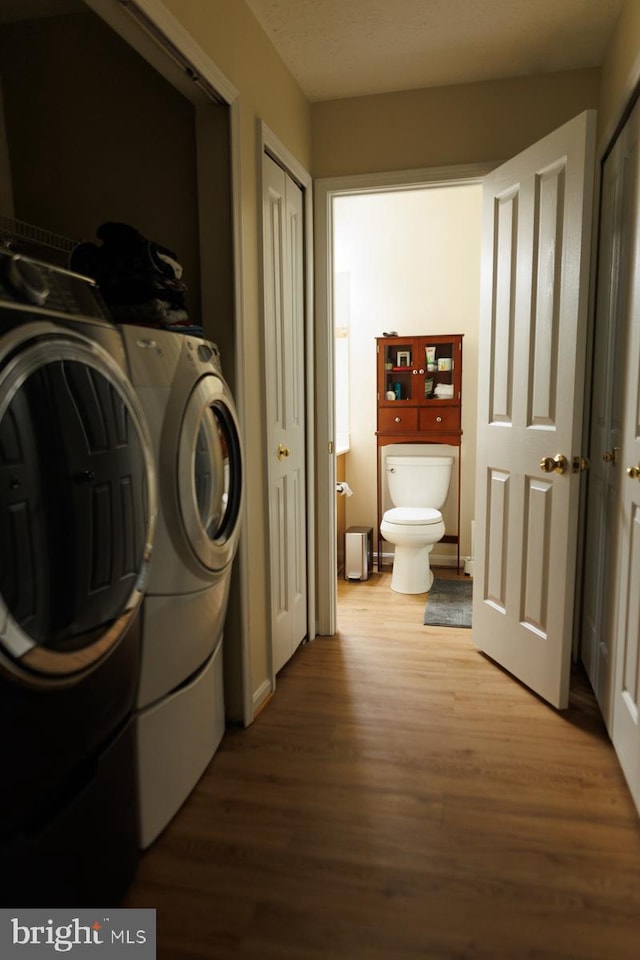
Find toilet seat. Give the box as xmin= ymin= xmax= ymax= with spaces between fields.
xmin=383 ymin=506 xmax=442 ymax=525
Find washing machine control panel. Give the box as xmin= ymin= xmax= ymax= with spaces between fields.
xmin=3 ymin=253 xmax=49 ymax=306
xmin=197 ymin=343 xmax=214 ymax=363
xmin=0 ymin=248 xmax=108 ymax=320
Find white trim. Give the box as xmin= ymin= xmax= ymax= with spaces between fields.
xmin=262 ymin=123 xmax=312 ymax=191
xmin=313 ymin=178 xmax=336 ymax=636
xmin=314 ymin=162 xmax=493 ymax=636
xmin=83 ymin=0 xmax=253 ymax=727
xmin=378 ymin=551 xmax=464 ymax=570
xmin=129 ymin=0 xmax=239 ymax=103
xmin=229 ymin=105 xmax=253 ymax=728
xmin=258 ymin=121 xmax=316 ymax=691
xmin=85 ymin=0 xmax=238 ymax=105
xmin=252 ymin=678 xmax=272 ymax=714
xmin=318 ymin=162 xmax=495 ymax=198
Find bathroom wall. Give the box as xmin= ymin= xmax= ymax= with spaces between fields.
xmin=334 ymin=183 xmax=483 ymax=563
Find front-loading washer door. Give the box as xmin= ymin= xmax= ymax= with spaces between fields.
xmin=0 ymin=332 xmax=155 ymax=682
xmin=178 ymin=373 xmax=243 ymax=573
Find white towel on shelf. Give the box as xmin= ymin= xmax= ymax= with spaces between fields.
xmin=434 ymin=383 xmax=454 ymax=398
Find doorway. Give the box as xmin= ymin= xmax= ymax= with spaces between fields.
xmin=318 ymin=176 xmax=485 ymax=622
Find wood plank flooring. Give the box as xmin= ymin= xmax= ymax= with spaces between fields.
xmin=125 ymin=571 xmax=640 ymax=959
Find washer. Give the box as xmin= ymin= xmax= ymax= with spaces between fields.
xmin=0 ymin=250 xmax=156 ymax=905
xmin=120 ymin=325 xmax=243 ymax=849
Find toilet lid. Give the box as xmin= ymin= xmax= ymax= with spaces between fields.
xmin=384 ymin=506 xmax=442 ymax=525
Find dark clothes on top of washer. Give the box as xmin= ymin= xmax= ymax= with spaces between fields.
xmin=69 ymin=221 xmax=204 ymax=336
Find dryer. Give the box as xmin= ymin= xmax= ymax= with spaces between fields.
xmin=120 ymin=325 xmax=243 ymax=848
xmin=0 ymin=250 xmax=156 ymax=905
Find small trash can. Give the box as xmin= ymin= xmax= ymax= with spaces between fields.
xmin=344 ymin=526 xmax=373 ymax=581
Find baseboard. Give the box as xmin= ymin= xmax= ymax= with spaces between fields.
xmin=379 ymin=550 xmax=469 ymax=569
xmin=252 ymin=678 xmax=273 ymax=719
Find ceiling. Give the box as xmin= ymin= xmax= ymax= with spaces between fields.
xmin=245 ymin=0 xmax=625 ymax=102
xmin=0 ymin=0 xmax=625 ymax=103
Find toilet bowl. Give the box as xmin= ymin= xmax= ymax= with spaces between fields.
xmin=381 ymin=455 xmax=453 ymax=594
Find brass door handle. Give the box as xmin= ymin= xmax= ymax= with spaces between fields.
xmin=602 ymin=448 xmax=618 ymax=464
xmin=539 ymin=454 xmax=568 ymax=475
xmin=572 ymin=455 xmax=590 ymax=473
xmin=277 ymin=444 xmax=290 ymax=460
xmin=627 ymin=464 xmax=640 ymax=479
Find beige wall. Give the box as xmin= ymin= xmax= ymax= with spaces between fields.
xmin=159 ymin=0 xmax=312 ymax=703
xmin=311 ymin=68 xmax=601 ymax=178
xmin=599 ymin=0 xmax=640 ymax=150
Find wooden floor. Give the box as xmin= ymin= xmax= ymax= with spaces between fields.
xmin=125 ymin=571 xmax=640 ymax=959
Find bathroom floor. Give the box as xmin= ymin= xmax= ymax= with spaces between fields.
xmin=337 ymin=565 xmax=470 ymax=632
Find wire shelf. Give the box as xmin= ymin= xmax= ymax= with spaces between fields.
xmin=0 ymin=216 xmax=76 ymax=266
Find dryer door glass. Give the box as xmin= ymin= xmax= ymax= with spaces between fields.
xmin=195 ymin=401 xmax=240 ymax=541
xmin=0 ymin=339 xmax=154 ymax=675
xmin=179 ymin=375 xmax=243 ymax=572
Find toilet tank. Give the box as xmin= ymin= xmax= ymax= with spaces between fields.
xmin=386 ymin=455 xmax=453 ymax=508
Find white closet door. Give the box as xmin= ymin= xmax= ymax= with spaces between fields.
xmin=262 ymin=152 xmax=308 ymax=675
xmin=612 ymin=98 xmax=640 ymax=816
xmin=581 ymin=127 xmax=627 ymax=728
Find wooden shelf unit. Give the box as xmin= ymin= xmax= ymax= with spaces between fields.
xmin=376 ymin=334 xmax=463 ymax=572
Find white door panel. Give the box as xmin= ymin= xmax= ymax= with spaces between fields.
xmin=614 ymin=500 xmax=640 ymax=813
xmin=474 ymin=111 xmax=596 ymax=709
xmin=263 ymin=153 xmax=308 ymax=676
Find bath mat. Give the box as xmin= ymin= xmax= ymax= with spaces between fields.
xmin=423 ymin=577 xmax=473 ymax=628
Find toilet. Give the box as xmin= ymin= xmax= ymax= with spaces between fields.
xmin=380 ymin=455 xmax=453 ymax=594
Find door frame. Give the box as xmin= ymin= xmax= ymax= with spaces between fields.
xmin=258 ymin=121 xmax=316 ymax=694
xmin=314 ymin=163 xmax=493 ymax=635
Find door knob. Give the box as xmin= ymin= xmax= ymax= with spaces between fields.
xmin=539 ymin=454 xmax=568 ymax=475
xmin=627 ymin=464 xmax=640 ymax=479
xmin=602 ymin=447 xmax=618 ymax=464
xmin=277 ymin=444 xmax=290 ymax=460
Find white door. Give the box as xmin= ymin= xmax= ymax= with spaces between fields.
xmin=474 ymin=111 xmax=596 ymax=709
xmin=612 ymin=97 xmax=640 ymax=815
xmin=581 ymin=120 xmax=630 ymax=728
xmin=262 ymin=152 xmax=308 ymax=675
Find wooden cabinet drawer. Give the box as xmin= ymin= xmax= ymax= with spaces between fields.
xmin=378 ymin=407 xmax=418 ymax=434
xmin=418 ymin=406 xmax=460 ymax=433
